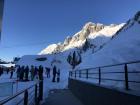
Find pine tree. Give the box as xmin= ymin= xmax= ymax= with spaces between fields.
xmin=83 ymin=39 xmax=90 ymax=52
xmin=67 ymin=51 xmax=82 ymax=69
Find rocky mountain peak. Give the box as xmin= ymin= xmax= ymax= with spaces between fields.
xmin=76 ymin=22 xmax=105 ymax=41
xmin=63 ymin=36 xmax=72 ymax=46
xmin=39 ymin=21 xmax=124 ymax=55
xmin=83 ymin=22 xmax=95 ymax=29
xmin=83 ymin=22 xmax=104 ymax=33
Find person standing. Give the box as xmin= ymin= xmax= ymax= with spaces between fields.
xmin=7 ymin=68 xmax=9 ymax=74
xmin=20 ymin=66 xmax=24 ymax=81
xmin=30 ymin=65 xmax=35 ymax=81
xmin=0 ymin=67 xmax=2 ymax=76
xmin=45 ymin=67 xmax=50 ymax=78
xmin=38 ymin=65 xmax=43 ymax=80
xmin=16 ymin=66 xmax=21 ymax=80
xmin=38 ymin=65 xmax=43 ymax=101
xmin=10 ymin=66 xmax=14 ymax=79
xmin=25 ymin=66 xmax=29 ymax=81
xmin=34 ymin=66 xmax=38 ymax=80
xmin=52 ymin=66 xmax=57 ymax=82
xmin=57 ymin=69 xmax=60 ymax=83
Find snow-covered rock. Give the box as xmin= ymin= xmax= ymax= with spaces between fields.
xmin=39 ymin=44 xmax=58 ymax=55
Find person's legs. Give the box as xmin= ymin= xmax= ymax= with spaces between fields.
xmin=48 ymin=72 xmax=50 ymax=78
xmin=52 ymin=74 xmax=56 ymax=82
xmin=57 ymin=75 xmax=60 ymax=82
xmin=11 ymin=73 xmax=13 ymax=78
xmin=47 ymin=73 xmax=50 ymax=78
xmin=54 ymin=74 xmax=56 ymax=82
xmin=47 ymin=73 xmax=48 ymax=78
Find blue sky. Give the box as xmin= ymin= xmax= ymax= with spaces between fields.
xmin=0 ymin=0 xmax=140 ymax=61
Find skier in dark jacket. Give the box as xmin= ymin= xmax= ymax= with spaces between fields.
xmin=20 ymin=66 xmax=24 ymax=81
xmin=25 ymin=66 xmax=29 ymax=81
xmin=30 ymin=65 xmax=35 ymax=81
xmin=38 ymin=65 xmax=43 ymax=80
xmin=34 ymin=66 xmax=38 ymax=79
xmin=52 ymin=66 xmax=57 ymax=82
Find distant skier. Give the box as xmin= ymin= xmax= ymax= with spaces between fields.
xmin=52 ymin=66 xmax=57 ymax=82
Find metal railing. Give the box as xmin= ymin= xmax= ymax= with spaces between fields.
xmin=0 ymin=80 xmax=43 ymax=105
xmin=0 ymin=81 xmax=17 ymax=97
xmin=69 ymin=60 xmax=140 ymax=90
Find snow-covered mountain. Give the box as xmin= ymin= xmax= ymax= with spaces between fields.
xmin=78 ymin=11 xmax=140 ymax=69
xmin=39 ymin=22 xmax=124 ymax=55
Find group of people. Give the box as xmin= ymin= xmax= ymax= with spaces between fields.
xmin=16 ymin=65 xmax=44 ymax=81
xmin=16 ymin=65 xmax=61 ymax=83
xmin=0 ymin=65 xmax=61 ymax=83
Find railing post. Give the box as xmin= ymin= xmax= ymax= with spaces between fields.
xmin=69 ymin=72 xmax=70 ymax=77
xmin=86 ymin=69 xmax=88 ymax=79
xmin=24 ymin=90 xmax=28 ymax=105
xmin=39 ymin=80 xmax=43 ymax=101
xmin=75 ymin=71 xmax=76 ymax=78
xmin=124 ymin=64 xmax=129 ymax=90
xmin=35 ymin=84 xmax=38 ymax=105
xmin=99 ymin=67 xmax=101 ymax=85
xmin=69 ymin=71 xmax=72 ymax=77
xmin=79 ymin=70 xmax=81 ymax=78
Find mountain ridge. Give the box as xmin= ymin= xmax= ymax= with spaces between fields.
xmin=39 ymin=22 xmax=124 ymax=55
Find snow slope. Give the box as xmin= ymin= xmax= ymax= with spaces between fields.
xmin=74 ymin=11 xmax=140 ymax=92
xmin=79 ymin=12 xmax=140 ymax=68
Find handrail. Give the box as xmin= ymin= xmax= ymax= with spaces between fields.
xmin=76 ymin=60 xmax=140 ymax=71
xmin=69 ymin=60 xmax=140 ymax=90
xmin=0 ymin=80 xmax=43 ymax=105
xmin=0 ymin=81 xmax=16 ymax=84
xmin=0 ymin=84 xmax=35 ymax=104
